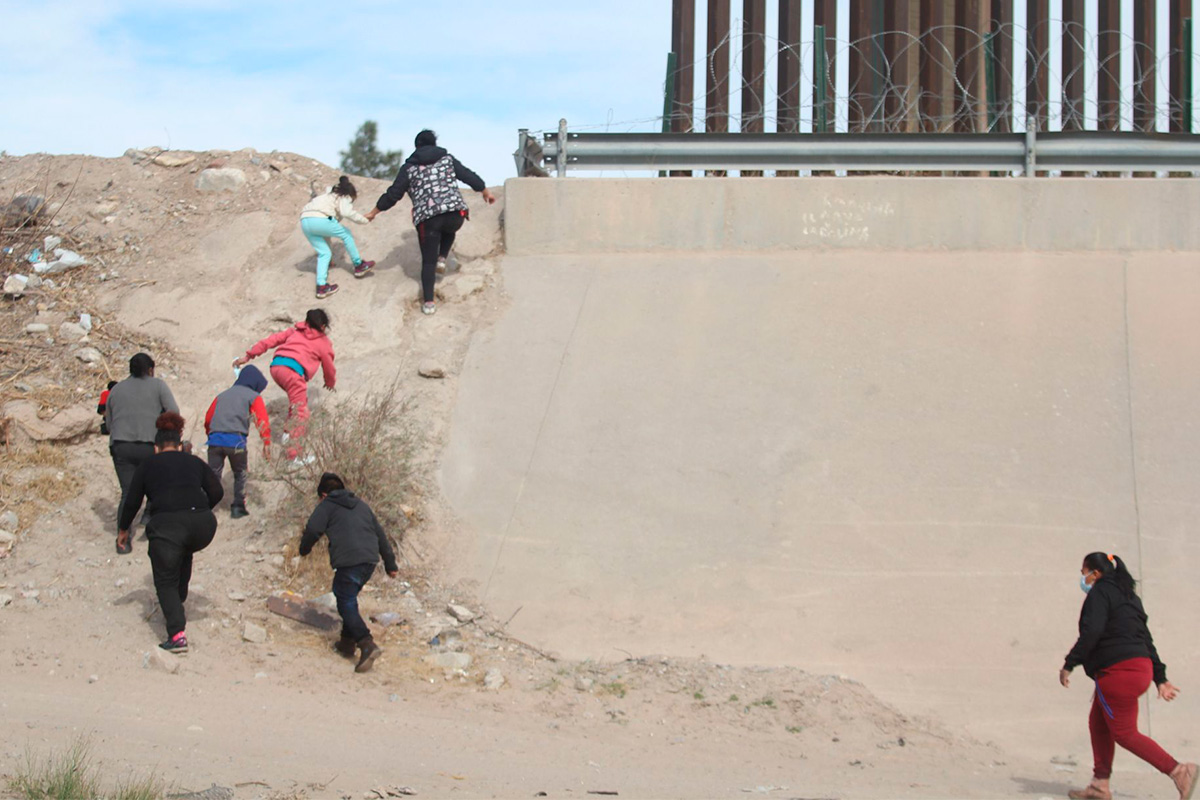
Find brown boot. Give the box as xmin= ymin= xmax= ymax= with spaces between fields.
xmin=333 ymin=636 xmax=356 ymax=659
xmin=355 ymin=636 xmax=381 ymax=673
xmin=1173 ymin=763 xmax=1198 ymax=800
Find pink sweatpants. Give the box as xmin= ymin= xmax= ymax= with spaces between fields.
xmin=269 ymin=365 xmax=310 ymax=453
xmin=1089 ymin=657 xmax=1179 ymax=779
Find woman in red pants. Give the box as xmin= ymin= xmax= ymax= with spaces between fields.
xmin=1060 ymin=552 xmax=1197 ymax=800
xmin=233 ymin=309 xmax=335 ymax=462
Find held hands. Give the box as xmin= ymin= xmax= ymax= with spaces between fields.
xmin=481 ymin=188 xmax=497 ymax=205
xmin=1158 ymin=681 xmax=1181 ymax=702
xmin=232 ymin=356 xmax=249 ymax=368
xmin=1059 ymin=668 xmax=1072 ymax=688
xmin=365 ymin=208 xmax=380 ymax=222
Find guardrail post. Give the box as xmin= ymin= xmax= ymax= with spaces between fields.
xmin=1024 ymin=120 xmax=1037 ymax=176
xmin=557 ymin=119 xmax=568 ymax=177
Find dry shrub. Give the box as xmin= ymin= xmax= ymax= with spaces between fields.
xmin=0 ymin=444 xmax=80 ymax=537
xmin=269 ymin=378 xmax=416 ymax=589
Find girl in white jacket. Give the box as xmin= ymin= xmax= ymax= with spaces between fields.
xmin=300 ymin=176 xmax=375 ymax=299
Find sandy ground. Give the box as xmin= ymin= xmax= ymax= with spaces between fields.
xmin=0 ymin=151 xmax=1190 ymax=799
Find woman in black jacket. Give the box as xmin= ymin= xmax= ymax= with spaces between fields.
xmin=1060 ymin=552 xmax=1196 ymax=800
xmin=118 ymin=412 xmax=223 ymax=654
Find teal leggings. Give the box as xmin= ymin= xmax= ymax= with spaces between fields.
xmin=300 ymin=217 xmax=363 ymax=285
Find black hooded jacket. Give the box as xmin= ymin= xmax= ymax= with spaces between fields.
xmin=1063 ymin=576 xmax=1167 ymax=684
xmin=300 ymin=489 xmax=398 ymax=572
xmin=374 ymin=145 xmax=485 ymax=214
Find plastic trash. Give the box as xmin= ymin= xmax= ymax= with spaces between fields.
xmin=43 ymin=235 xmax=62 ymax=251
xmin=26 ymin=248 xmax=41 ymax=263
xmin=233 ymin=366 xmax=242 ymax=380
xmin=37 ymin=248 xmax=87 ymax=274
xmin=79 ymin=313 xmax=92 ymax=332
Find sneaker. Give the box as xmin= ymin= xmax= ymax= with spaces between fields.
xmin=333 ymin=636 xmax=357 ymax=660
xmin=421 ymin=302 xmax=436 ymax=315
xmin=435 ymin=256 xmax=447 ymax=275
xmin=230 ymin=504 xmax=249 ymax=519
xmin=315 ymin=283 xmax=339 ymax=299
xmin=355 ymin=637 xmax=382 ymax=673
xmin=353 ymin=260 xmax=375 ymax=278
xmin=160 ymin=632 xmax=189 ymax=655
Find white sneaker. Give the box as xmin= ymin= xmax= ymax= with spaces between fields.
xmin=422 ymin=302 xmax=436 ymax=315
xmin=436 ymin=257 xmax=447 ymax=274
xmin=286 ymin=454 xmax=316 ymax=470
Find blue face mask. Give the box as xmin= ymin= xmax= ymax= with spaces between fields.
xmin=1080 ymin=575 xmax=1093 ymax=594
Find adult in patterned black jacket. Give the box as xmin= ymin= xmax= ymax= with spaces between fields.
xmin=1059 ymin=552 xmax=1196 ymax=800
xmin=366 ymin=129 xmax=496 ymax=316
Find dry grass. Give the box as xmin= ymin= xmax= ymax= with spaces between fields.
xmin=7 ymin=735 xmax=171 ymax=800
xmin=0 ymin=444 xmax=81 ymax=539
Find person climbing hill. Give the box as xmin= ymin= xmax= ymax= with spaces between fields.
xmin=300 ymin=176 xmax=375 ymax=300
xmin=204 ymin=364 xmax=272 ymax=518
xmin=365 ymin=129 xmax=496 ymax=316
xmin=232 ymin=309 xmax=334 ymax=461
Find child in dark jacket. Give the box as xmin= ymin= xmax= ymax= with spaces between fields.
xmin=97 ymin=380 xmax=117 ymax=435
xmin=300 ymin=472 xmax=398 ymax=673
xmin=204 ymin=365 xmax=272 ymax=518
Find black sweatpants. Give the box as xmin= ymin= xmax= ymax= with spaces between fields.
xmin=147 ymin=510 xmax=217 ymax=638
xmin=111 ymin=441 xmax=155 ymax=531
xmin=417 ymin=211 xmax=465 ymax=302
xmin=207 ymin=446 xmax=249 ymax=506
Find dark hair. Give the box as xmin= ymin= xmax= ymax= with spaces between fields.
xmin=154 ymin=411 xmax=185 ymax=447
xmin=414 ymin=129 xmax=437 ymax=148
xmin=305 ymin=308 xmax=330 ymax=332
xmin=129 ymin=353 xmax=155 ymax=377
xmin=1083 ymin=552 xmax=1137 ymax=597
xmin=106 ymin=380 xmax=118 ymax=390
xmin=317 ymin=472 xmax=345 ymax=497
xmin=332 ymin=175 xmax=357 ymax=200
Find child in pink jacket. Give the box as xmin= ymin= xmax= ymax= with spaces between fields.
xmin=233 ymin=309 xmax=335 ymax=459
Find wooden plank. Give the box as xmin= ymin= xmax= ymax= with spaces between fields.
xmin=268 ymin=592 xmax=340 ymax=631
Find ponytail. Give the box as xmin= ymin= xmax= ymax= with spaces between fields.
xmin=332 ymin=175 xmax=357 ymax=200
xmin=1083 ymin=551 xmax=1137 ymax=598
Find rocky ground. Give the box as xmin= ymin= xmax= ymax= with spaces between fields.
xmin=0 ymin=149 xmax=1169 ymax=799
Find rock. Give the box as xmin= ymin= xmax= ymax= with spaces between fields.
xmin=424 ymin=652 xmax=472 ymax=671
xmin=24 ymin=323 xmax=49 ymax=334
xmin=3 ymin=274 xmax=28 ymax=296
xmin=152 ymin=153 xmax=196 ymax=168
xmin=242 ymin=622 xmax=267 ymax=643
xmin=575 ymin=676 xmax=595 ymax=692
xmin=0 ymin=511 xmax=16 ymax=532
xmin=4 ymin=195 xmax=45 ymax=226
xmin=254 ymin=672 xmax=269 ymax=679
xmin=2 ymin=400 xmax=98 ymax=448
xmin=75 ymin=347 xmax=103 ymax=364
xmin=25 ymin=275 xmax=42 ymax=289
xmin=227 ymin=590 xmax=247 ymax=602
xmin=195 ymin=168 xmax=247 ymax=193
xmin=312 ymin=592 xmax=337 ymax=611
xmin=58 ymin=321 xmax=88 ymax=342
xmin=0 ymin=594 xmax=12 ymax=607
xmin=147 ymin=647 xmax=180 ymax=674
xmin=372 ymin=612 xmax=404 ymax=627
xmin=439 ymin=274 xmax=485 ymax=302
xmin=78 ymin=313 xmax=92 ymax=332
xmin=0 ymin=531 xmax=15 ymax=545
xmin=418 ymin=361 xmax=446 ymax=379
xmin=447 ymin=604 xmax=476 ymax=623
xmin=88 ymin=674 xmax=99 ymax=684
xmin=483 ymin=668 xmax=505 ymax=690
xmin=269 ymin=554 xmax=285 ymax=567
xmin=88 ymin=202 xmax=118 ymax=220
xmin=430 ymin=627 xmax=463 ymax=650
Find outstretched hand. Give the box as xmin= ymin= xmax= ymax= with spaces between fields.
xmin=1158 ymin=681 xmax=1181 ymax=701
xmin=481 ymin=188 xmax=497 ymax=205
xmin=1059 ymin=668 xmax=1072 ymax=688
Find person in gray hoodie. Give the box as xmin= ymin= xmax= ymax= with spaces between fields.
xmin=106 ymin=352 xmax=179 ymax=545
xmin=204 ymin=365 xmax=272 ymax=519
xmin=300 ymin=472 xmax=399 ymax=673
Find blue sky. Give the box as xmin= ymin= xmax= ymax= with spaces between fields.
xmin=0 ymin=1 xmax=674 ymax=182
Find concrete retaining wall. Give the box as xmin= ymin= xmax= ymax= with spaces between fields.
xmin=504 ymin=176 xmax=1200 ymax=254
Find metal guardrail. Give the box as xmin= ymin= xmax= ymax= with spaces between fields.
xmin=514 ymin=123 xmax=1200 ymax=176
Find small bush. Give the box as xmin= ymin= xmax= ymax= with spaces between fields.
xmin=270 ymin=378 xmax=416 ymax=583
